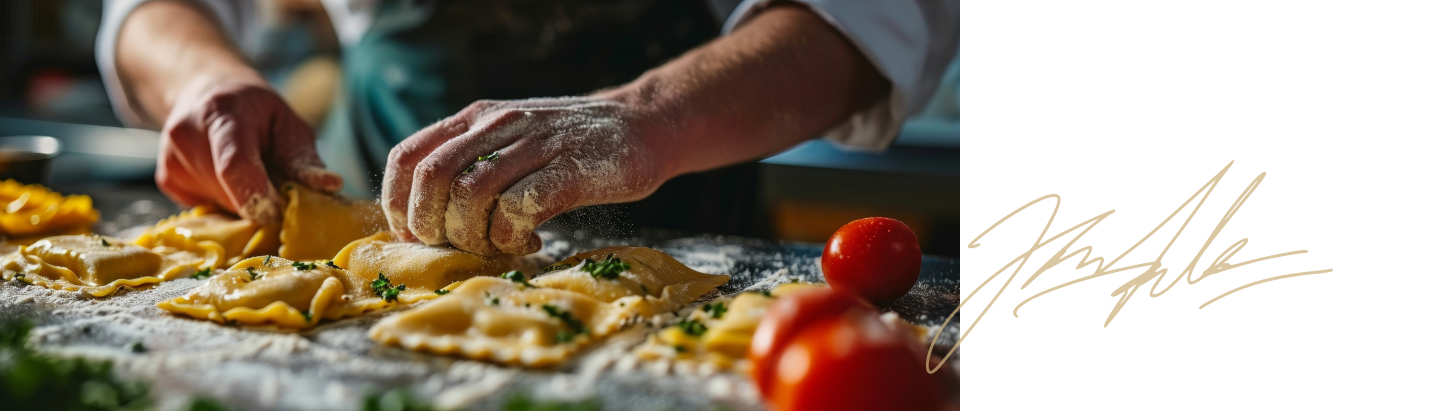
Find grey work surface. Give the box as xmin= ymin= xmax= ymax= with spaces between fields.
xmin=0 ymin=191 xmax=961 ymax=411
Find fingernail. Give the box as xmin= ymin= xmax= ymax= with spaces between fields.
xmin=240 ymin=190 xmax=285 ymax=225
xmin=299 ymin=167 xmax=344 ymax=192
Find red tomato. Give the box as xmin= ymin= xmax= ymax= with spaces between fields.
xmin=822 ymin=217 xmax=923 ymax=304
xmin=749 ymin=288 xmax=874 ymax=398
xmin=768 ymin=313 xmax=942 ymax=411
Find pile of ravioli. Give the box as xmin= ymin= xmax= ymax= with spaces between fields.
xmin=0 ymin=183 xmax=767 ymax=368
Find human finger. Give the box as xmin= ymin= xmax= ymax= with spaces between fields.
xmin=271 ymin=107 xmax=343 ymax=192
xmin=443 ymin=128 xmax=560 ymax=255
xmin=407 ymin=109 xmax=535 ymax=246
xmin=381 ymin=113 xmax=474 ymax=241
xmin=208 ymin=114 xmax=286 ymax=224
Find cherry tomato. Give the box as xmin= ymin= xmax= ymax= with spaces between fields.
xmin=822 ymin=217 xmax=923 ymax=304
xmin=749 ymin=288 xmax=874 ymax=398
xmin=768 ymin=313 xmax=942 ymax=411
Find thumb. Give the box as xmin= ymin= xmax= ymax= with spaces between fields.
xmin=272 ymin=109 xmax=344 ymax=193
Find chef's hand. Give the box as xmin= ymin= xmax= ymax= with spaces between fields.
xmin=113 ymin=1 xmax=343 ymax=224
xmin=383 ymin=97 xmax=671 ymax=255
xmin=157 ymin=78 xmax=343 ymax=224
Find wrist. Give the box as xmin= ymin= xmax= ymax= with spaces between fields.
xmin=595 ymin=78 xmax=689 ymax=181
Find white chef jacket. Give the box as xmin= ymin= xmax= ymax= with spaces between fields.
xmin=98 ymin=0 xmax=957 ymax=151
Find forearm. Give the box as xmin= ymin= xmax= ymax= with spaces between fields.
xmin=115 ymin=0 xmax=264 ymax=127
xmin=602 ymin=4 xmax=888 ymax=178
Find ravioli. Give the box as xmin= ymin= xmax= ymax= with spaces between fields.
xmin=332 ymin=231 xmax=531 ymax=297
xmin=278 ymin=184 xmax=384 ymax=261
xmin=132 ymin=205 xmax=281 ymax=268
xmin=532 ymin=247 xmax=732 ymax=316
xmin=157 ymin=230 xmax=527 ymax=328
xmin=633 ymin=283 xmax=820 ymax=370
xmin=1 ymin=234 xmax=204 ymax=296
xmin=370 ymin=247 xmax=732 ymax=367
xmin=368 ymin=277 xmax=643 ymax=367
xmin=0 ymin=179 xmax=99 ymax=237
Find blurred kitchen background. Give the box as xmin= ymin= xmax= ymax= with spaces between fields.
xmin=0 ymin=0 xmax=958 ymax=256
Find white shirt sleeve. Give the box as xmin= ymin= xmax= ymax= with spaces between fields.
xmin=723 ymin=0 xmax=958 ymax=152
xmin=96 ymin=0 xmax=258 ymax=127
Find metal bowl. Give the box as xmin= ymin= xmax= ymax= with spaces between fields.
xmin=0 ymin=135 xmax=62 ymax=185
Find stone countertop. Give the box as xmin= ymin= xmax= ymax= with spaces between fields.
xmin=0 ymin=188 xmax=960 ymax=411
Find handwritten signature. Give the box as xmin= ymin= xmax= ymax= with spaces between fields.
xmin=927 ymin=162 xmax=1331 ymax=373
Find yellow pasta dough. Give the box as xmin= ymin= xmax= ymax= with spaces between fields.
xmin=1 ymin=234 xmax=203 ymax=296
xmin=370 ymin=247 xmax=732 ymax=367
xmin=158 ymin=233 xmax=527 ymax=328
xmin=332 ymin=231 xmax=532 ymax=298
xmin=132 ymin=205 xmax=281 ymax=268
xmin=368 ymin=277 xmax=641 ymax=367
xmin=0 ymin=179 xmax=99 ymax=237
xmin=532 ymin=247 xmax=732 ymax=317
xmin=633 ymin=283 xmax=820 ymax=370
xmin=278 ymin=184 xmax=384 ymax=261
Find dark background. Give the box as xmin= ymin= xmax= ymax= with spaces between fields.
xmin=956 ymin=2 xmax=1405 ymax=406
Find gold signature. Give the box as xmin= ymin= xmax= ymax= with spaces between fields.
xmin=927 ymin=162 xmax=1331 ymax=373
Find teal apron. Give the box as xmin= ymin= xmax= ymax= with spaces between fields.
xmin=322 ymin=0 xmax=766 ymax=237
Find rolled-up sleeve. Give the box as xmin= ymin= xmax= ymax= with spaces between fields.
xmin=723 ymin=0 xmax=958 ymax=152
xmin=97 ymin=0 xmax=257 ymax=127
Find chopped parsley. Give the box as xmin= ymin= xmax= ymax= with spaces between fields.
xmin=761 ymin=289 xmax=772 ymax=298
xmin=676 ymin=319 xmax=708 ymax=336
xmin=291 ymin=261 xmax=317 ymax=271
xmin=324 ymin=260 xmax=340 ymax=269
xmin=263 ymin=255 xmax=272 ymax=265
xmin=489 ymin=298 xmax=500 ymax=305
xmin=246 ymin=267 xmax=260 ymax=281
xmin=541 ymin=304 xmax=587 ymax=342
xmin=674 ymin=345 xmax=686 ymax=353
xmin=434 ymin=289 xmax=450 ymax=295
xmin=100 ymin=238 xmax=112 ymax=246
xmin=370 ymin=273 xmax=407 ymax=302
xmin=461 ymin=151 xmax=501 ymax=174
xmin=639 ymin=284 xmax=650 ymax=296
xmin=580 ymin=254 xmax=629 ymax=280
xmin=302 ymin=311 xmax=313 ymax=323
xmin=701 ymin=302 xmax=727 ymax=319
xmin=130 ymin=341 xmax=145 ymax=353
xmin=542 ymin=263 xmax=573 ymax=273
xmin=500 ymin=270 xmax=533 ymax=287
xmin=190 ymin=267 xmax=213 ymax=280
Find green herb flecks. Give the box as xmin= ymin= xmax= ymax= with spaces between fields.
xmin=462 ymin=151 xmax=501 ymax=174
xmin=489 ymin=298 xmax=500 ymax=305
xmin=325 ymin=260 xmax=340 ymax=269
xmin=263 ymin=255 xmax=272 ymax=265
xmin=639 ymin=284 xmax=650 ymax=296
xmin=676 ymin=319 xmax=708 ymax=336
xmin=302 ymin=310 xmax=313 ymax=323
xmin=701 ymin=302 xmax=727 ymax=319
xmin=674 ymin=345 xmax=686 ymax=353
xmin=371 ymin=273 xmax=407 ymax=302
xmin=100 ymin=238 xmax=112 ymax=247
xmin=501 ymin=392 xmax=602 ymax=411
xmin=246 ymin=267 xmax=260 ymax=281
xmin=360 ymin=388 xmax=435 ymax=411
xmin=580 ymin=254 xmax=629 ymax=280
xmin=501 ymin=270 xmax=533 ymax=288
xmin=541 ymin=304 xmax=587 ymax=343
xmin=434 ymin=289 xmax=450 ymax=295
xmin=542 ymin=263 xmax=573 ymax=273
xmin=761 ymin=289 xmax=772 ymax=298
xmin=130 ymin=341 xmax=145 ymax=353
xmin=190 ymin=268 xmax=213 ymax=280
xmin=291 ymin=261 xmax=317 ymax=271
xmin=0 ymin=320 xmax=152 ymax=410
